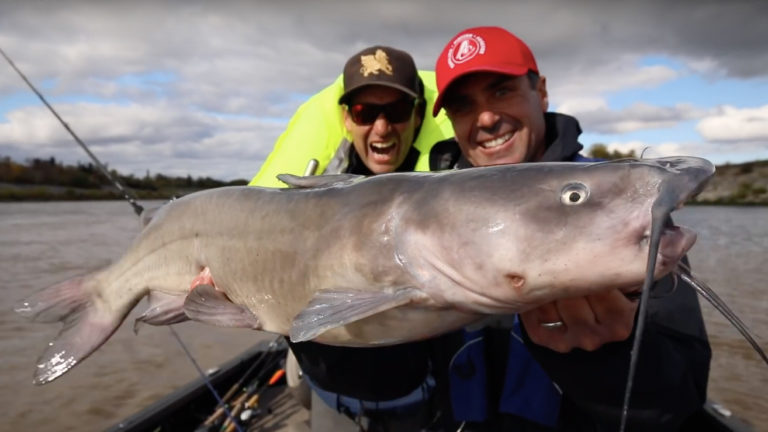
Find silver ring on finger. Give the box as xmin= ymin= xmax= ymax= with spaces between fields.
xmin=540 ymin=320 xmax=564 ymax=329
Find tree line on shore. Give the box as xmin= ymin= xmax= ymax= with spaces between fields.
xmin=0 ymin=155 xmax=247 ymax=201
xmin=0 ymin=144 xmax=636 ymax=189
xmin=2 ymin=147 xmax=634 ymax=186
xmin=2 ymin=149 xmax=766 ymax=204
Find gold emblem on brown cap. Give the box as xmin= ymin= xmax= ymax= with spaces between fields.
xmin=360 ymin=49 xmax=393 ymax=77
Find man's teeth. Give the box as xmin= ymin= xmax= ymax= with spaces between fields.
xmin=481 ymin=132 xmax=513 ymax=149
xmin=371 ymin=141 xmax=395 ymax=149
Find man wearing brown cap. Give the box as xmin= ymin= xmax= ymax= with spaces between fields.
xmin=249 ymin=46 xmax=451 ymax=187
xmin=426 ymin=26 xmax=711 ymax=431
xmin=251 ymin=46 xmax=452 ymax=432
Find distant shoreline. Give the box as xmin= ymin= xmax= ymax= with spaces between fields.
xmin=2 ymin=157 xmax=767 ymax=205
xmin=0 ymin=183 xmax=197 ymax=202
xmin=0 ymin=156 xmax=248 ymax=202
xmin=1 ymin=182 xmax=765 ymax=206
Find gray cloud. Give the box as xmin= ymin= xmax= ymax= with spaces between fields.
xmin=0 ymin=102 xmax=282 ymax=180
xmin=595 ymin=138 xmax=768 ymax=166
xmin=558 ymin=100 xmax=707 ymax=134
xmin=697 ymin=105 xmax=768 ymax=143
xmin=1 ymin=0 xmax=766 ymax=180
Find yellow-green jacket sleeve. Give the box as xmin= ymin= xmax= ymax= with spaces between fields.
xmin=248 ymin=75 xmax=347 ymax=188
xmin=249 ymin=71 xmax=453 ymax=187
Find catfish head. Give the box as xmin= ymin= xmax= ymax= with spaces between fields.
xmin=397 ymin=157 xmax=715 ymax=314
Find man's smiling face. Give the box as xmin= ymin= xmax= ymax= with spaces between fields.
xmin=442 ymin=72 xmax=549 ymax=166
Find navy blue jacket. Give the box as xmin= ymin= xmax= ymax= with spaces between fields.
xmin=426 ymin=112 xmax=711 ymax=431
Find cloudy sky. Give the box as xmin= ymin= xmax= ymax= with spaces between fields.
xmin=1 ymin=0 xmax=767 ymax=181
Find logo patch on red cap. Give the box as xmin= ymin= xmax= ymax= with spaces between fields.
xmin=447 ymin=33 xmax=486 ymax=68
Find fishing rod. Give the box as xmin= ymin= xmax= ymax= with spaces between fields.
xmin=203 ymin=342 xmax=288 ymax=430
xmin=1 ymin=44 xmax=249 ymax=432
xmin=218 ymin=337 xmax=284 ymax=407
xmin=0 ymin=45 xmax=144 ymax=216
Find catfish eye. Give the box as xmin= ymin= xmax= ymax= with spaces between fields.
xmin=561 ymin=183 xmax=589 ymax=205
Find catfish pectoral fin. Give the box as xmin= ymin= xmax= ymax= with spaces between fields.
xmin=289 ymin=287 xmax=423 ymax=343
xmin=183 ymin=284 xmax=261 ymax=329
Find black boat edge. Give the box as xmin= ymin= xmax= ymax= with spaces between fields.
xmin=107 ymin=341 xmax=755 ymax=432
xmin=107 ymin=340 xmax=292 ymax=432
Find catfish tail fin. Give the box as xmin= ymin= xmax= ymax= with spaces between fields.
xmin=15 ymin=275 xmax=136 ymax=385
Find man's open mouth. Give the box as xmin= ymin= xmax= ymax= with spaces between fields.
xmin=371 ymin=140 xmax=395 ymax=154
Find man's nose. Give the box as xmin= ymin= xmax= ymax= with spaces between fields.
xmin=372 ymin=114 xmax=392 ymax=134
xmin=476 ymin=110 xmax=500 ymax=129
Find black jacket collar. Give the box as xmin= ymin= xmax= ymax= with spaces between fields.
xmin=431 ymin=112 xmax=586 ymax=170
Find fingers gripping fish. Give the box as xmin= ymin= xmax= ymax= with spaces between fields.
xmin=17 ymin=157 xmax=723 ymax=387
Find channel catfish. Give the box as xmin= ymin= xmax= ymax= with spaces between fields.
xmin=18 ymin=156 xmax=714 ymax=386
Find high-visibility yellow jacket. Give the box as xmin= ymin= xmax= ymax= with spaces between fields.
xmin=248 ymin=71 xmax=454 ymax=188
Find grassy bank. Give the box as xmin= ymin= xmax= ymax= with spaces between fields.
xmin=693 ymin=160 xmax=768 ymax=205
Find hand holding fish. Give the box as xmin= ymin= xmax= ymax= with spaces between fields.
xmin=521 ymin=288 xmax=639 ymax=353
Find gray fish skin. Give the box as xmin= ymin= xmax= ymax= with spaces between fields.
xmin=15 ymin=156 xmax=714 ymax=385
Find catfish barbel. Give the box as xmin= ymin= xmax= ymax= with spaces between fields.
xmin=17 ymin=156 xmax=723 ymax=387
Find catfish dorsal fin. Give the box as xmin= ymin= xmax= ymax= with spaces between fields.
xmin=277 ymin=173 xmax=364 ymax=189
xmin=289 ymin=287 xmax=422 ymax=342
xmin=139 ymin=205 xmax=161 ymax=227
xmin=138 ymin=200 xmax=175 ymax=228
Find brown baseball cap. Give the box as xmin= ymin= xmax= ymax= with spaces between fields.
xmin=338 ymin=45 xmax=420 ymax=105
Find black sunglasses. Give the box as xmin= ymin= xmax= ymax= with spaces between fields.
xmin=348 ymin=98 xmax=417 ymax=125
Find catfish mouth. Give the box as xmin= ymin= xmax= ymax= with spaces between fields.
xmin=655 ymin=224 xmax=697 ymax=272
xmin=636 ymin=207 xmax=697 ymax=277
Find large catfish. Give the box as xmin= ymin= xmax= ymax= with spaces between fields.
xmin=18 ymin=156 xmax=715 ymax=385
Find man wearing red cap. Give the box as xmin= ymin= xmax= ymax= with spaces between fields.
xmin=426 ymin=26 xmax=711 ymax=431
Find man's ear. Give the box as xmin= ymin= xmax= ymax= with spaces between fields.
xmin=342 ymin=106 xmax=355 ymax=132
xmin=537 ymin=76 xmax=549 ymax=112
xmin=414 ymin=99 xmax=424 ymax=128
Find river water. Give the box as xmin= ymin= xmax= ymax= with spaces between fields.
xmin=1 ymin=201 xmax=766 ymax=431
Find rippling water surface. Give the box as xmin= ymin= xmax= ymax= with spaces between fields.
xmin=1 ymin=202 xmax=766 ymax=431
xmin=675 ymin=206 xmax=768 ymax=430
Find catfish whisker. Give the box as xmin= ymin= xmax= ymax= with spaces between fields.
xmin=647 ymin=270 xmax=679 ymax=299
xmin=675 ymin=263 xmax=768 ymax=366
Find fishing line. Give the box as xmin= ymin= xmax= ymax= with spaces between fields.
xmin=219 ymin=337 xmax=281 ymax=405
xmin=1 ymin=44 xmax=245 ymax=431
xmin=169 ymin=326 xmax=245 ymax=432
xmin=0 ymin=46 xmax=144 ymax=216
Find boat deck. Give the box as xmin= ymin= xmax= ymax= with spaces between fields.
xmin=247 ymin=386 xmax=309 ymax=432
xmin=108 ymin=342 xmax=756 ymax=432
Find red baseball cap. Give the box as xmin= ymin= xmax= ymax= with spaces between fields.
xmin=433 ymin=26 xmax=539 ymax=116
